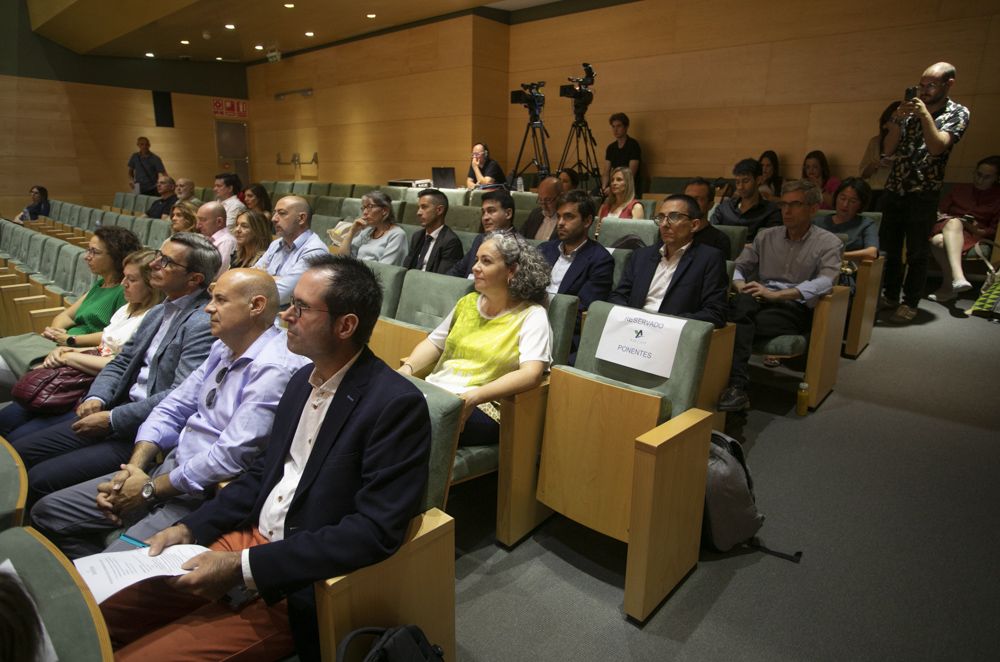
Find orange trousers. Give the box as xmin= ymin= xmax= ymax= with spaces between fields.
xmin=100 ymin=529 xmax=296 ymax=661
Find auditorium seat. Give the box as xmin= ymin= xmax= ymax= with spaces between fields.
xmin=446 ymin=205 xmax=483 ymax=233
xmin=328 ymin=183 xmax=353 ymax=198
xmin=313 ymin=375 xmax=459 ymax=661
xmin=310 ymin=215 xmax=343 ymax=246
xmin=259 ymin=181 xmax=276 ymax=196
xmin=592 ymin=217 xmax=658 ymax=248
xmin=0 ymin=526 xmax=113 ymax=659
xmin=340 ymin=198 xmax=362 ymax=219
xmin=468 ymin=189 xmax=485 ymax=208
xmin=714 ymin=224 xmax=748 ymax=260
xmin=511 ymin=191 xmax=538 ymax=211
xmin=308 ymin=182 xmax=331 ymax=196
xmin=351 ymin=184 xmax=380 ymax=197
xmin=146 ymin=218 xmax=172 ymax=248
xmin=535 ymin=300 xmax=716 ymax=621
xmin=314 ymin=196 xmax=344 ymax=217
xmin=274 ymin=181 xmax=294 ymax=196
xmin=291 ymin=181 xmax=311 ymax=195
xmin=844 ymin=256 xmax=885 ymax=358
xmin=112 ymin=192 xmax=126 ymax=210
xmin=130 ymin=216 xmax=153 ymax=246
xmin=378 ymin=185 xmax=406 ymax=200
xmin=0 ymin=437 xmax=27 ymax=529
xmin=363 ymin=260 xmax=407 ymax=318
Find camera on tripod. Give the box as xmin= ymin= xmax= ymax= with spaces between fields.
xmin=510 ymin=82 xmax=546 ymax=122
xmin=559 ymin=63 xmax=596 ymax=122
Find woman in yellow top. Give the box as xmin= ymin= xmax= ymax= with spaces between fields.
xmin=400 ymin=232 xmax=552 ymax=446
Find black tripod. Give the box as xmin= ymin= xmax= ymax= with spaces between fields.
xmin=509 ymin=117 xmax=551 ymax=185
xmin=557 ymin=117 xmax=601 ymax=191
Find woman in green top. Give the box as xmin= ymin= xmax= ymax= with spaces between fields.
xmin=0 ymin=226 xmax=142 ymax=387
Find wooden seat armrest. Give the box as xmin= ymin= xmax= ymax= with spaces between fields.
xmin=32 ymin=306 xmax=68 ymax=333
xmin=315 ymin=509 xmax=455 ymax=662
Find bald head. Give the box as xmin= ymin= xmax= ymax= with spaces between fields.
xmin=924 ymin=62 xmax=956 ymax=80
xmin=207 ymin=269 xmax=281 ymax=353
xmin=538 ymin=177 xmax=562 ymax=215
xmin=272 ymin=195 xmax=312 ymax=243
xmin=196 ymin=201 xmax=227 ymax=237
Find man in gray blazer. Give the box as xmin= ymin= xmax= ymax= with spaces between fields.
xmin=10 ymin=232 xmax=220 ymax=506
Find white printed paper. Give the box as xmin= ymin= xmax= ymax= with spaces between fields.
xmin=73 ymin=544 xmax=209 ymax=603
xmin=595 ymin=306 xmax=687 ymax=378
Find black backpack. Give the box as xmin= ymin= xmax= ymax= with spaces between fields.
xmin=336 ymin=625 xmax=444 ymax=662
xmin=703 ymin=431 xmax=802 ymax=563
xmin=703 ymin=431 xmax=765 ymax=552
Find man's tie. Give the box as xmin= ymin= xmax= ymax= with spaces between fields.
xmin=417 ymin=233 xmax=433 ymax=270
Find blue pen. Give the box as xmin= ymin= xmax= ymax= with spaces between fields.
xmin=118 ymin=533 xmax=150 ymax=548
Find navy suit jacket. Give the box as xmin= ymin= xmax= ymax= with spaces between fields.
xmin=403 ymin=224 xmax=464 ymax=274
xmin=538 ymin=239 xmax=614 ymax=313
xmin=447 ymin=233 xmax=486 ymax=278
xmin=86 ymin=289 xmax=214 ymax=437
xmin=609 ymin=242 xmax=728 ymax=328
xmin=181 ymin=348 xmax=431 ymax=659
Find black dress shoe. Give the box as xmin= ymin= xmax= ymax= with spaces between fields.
xmin=718 ymin=385 xmax=750 ymax=412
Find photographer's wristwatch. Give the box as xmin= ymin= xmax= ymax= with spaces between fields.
xmin=141 ymin=480 xmax=157 ymax=504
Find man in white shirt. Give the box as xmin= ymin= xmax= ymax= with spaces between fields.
xmin=213 ymin=172 xmax=247 ymax=229
xmin=99 ymin=255 xmax=432 ymax=661
xmin=254 ymin=195 xmax=329 ymax=305
xmin=196 ymin=201 xmax=236 ymax=274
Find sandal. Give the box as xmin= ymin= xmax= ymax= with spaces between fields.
xmin=763 ymin=356 xmax=781 ymax=368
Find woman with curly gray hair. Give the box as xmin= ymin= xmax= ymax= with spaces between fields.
xmin=400 ymin=231 xmax=552 ymax=446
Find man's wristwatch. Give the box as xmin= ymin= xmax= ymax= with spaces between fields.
xmin=141 ymin=480 xmax=157 ymax=505
xmin=66 ymin=336 xmax=77 ymax=347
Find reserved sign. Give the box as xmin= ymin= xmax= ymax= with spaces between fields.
xmin=595 ymin=306 xmax=687 ymax=378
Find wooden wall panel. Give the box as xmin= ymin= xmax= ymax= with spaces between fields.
xmin=0 ymin=74 xmax=219 ymax=217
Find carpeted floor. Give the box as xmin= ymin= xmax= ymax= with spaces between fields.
xmin=447 ymin=291 xmax=1000 ymax=661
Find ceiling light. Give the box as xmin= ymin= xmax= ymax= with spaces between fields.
xmin=180 ymin=40 xmax=190 ymax=45
xmin=216 ymin=57 xmax=223 ymax=61
xmin=305 ymin=31 xmax=314 ymax=37
xmin=224 ymin=24 xmax=236 ymax=30
xmin=366 ymin=13 xmax=376 ymax=19
xmin=145 ymin=52 xmax=155 ymax=58
xmin=254 ymin=44 xmax=264 ymax=51
xmin=284 ymin=3 xmax=295 ymax=7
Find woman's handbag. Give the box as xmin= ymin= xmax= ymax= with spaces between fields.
xmin=11 ymin=365 xmax=96 ymax=414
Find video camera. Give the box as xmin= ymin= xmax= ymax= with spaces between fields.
xmin=559 ymin=63 xmax=596 ymax=122
xmin=511 ymin=81 xmax=546 ymax=123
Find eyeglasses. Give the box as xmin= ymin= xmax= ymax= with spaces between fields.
xmin=360 ymin=204 xmax=382 ymax=212
xmin=471 ymin=151 xmax=486 ymax=157
xmin=204 ymin=366 xmax=230 ymax=409
xmin=151 ymin=250 xmax=191 ymax=271
xmin=653 ymin=212 xmax=692 ymax=227
xmin=917 ymin=81 xmax=943 ymax=90
xmin=85 ymin=247 xmax=106 ymax=257
xmin=537 ymin=197 xmax=556 ymax=204
xmin=287 ymin=298 xmax=343 ymax=318
xmin=775 ymin=200 xmax=811 ymax=211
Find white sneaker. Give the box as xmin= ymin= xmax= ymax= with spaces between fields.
xmin=928 ymin=288 xmax=955 ymax=303
xmin=952 ymin=279 xmax=972 ymax=294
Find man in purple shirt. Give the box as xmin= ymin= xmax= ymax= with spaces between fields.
xmin=31 ymin=269 xmax=308 ymax=559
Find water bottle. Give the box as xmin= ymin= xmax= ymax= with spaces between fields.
xmin=516 ymin=177 xmax=524 ymax=192
xmin=796 ymin=382 xmax=809 ymax=416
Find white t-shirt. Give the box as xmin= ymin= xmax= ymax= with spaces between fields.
xmin=99 ymin=305 xmax=149 ymax=356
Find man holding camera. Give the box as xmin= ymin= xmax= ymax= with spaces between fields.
xmin=880 ymin=62 xmax=970 ymax=324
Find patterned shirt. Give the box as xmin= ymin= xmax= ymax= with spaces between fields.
xmin=886 ymin=98 xmax=970 ymax=195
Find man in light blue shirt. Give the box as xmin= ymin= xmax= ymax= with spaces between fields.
xmin=254 ymin=195 xmax=329 ymax=305
xmin=32 ymin=269 xmax=309 ymax=558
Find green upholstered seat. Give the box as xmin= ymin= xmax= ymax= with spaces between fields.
xmin=351 ymin=184 xmax=380 ymax=198
xmin=195 ymin=186 xmax=211 ymax=202
xmin=47 ymin=200 xmax=63 ymax=220
xmin=399 ymin=222 xmax=421 ymax=244
xmin=340 ymin=198 xmax=363 ymax=219
xmin=314 ymin=196 xmax=344 ymax=216
xmin=454 ymin=230 xmax=479 ymax=253
xmin=120 ymin=193 xmax=137 ymax=213
xmin=146 ymin=218 xmax=172 ymax=248
xmin=259 ymin=181 xmax=276 ymax=195
xmin=391 ymin=200 xmax=405 ymax=221
xmin=328 ymin=183 xmax=353 ymax=198
xmin=1 ymin=225 xmax=28 ymax=261
xmin=608 ymin=247 xmax=632 ymax=289
xmin=0 ymin=437 xmax=27 ymax=530
xmin=13 ymin=232 xmax=46 ymax=275
xmin=0 ymin=526 xmax=112 ymax=659
xmin=447 ymin=206 xmax=482 ymax=233
xmin=115 ymin=213 xmax=136 ymax=233
xmin=43 ymin=245 xmax=83 ymax=298
xmin=401 ymin=376 xmax=463 ymax=511
xmin=649 ymin=176 xmax=692 ymax=194
xmin=401 ymin=203 xmax=420 ymax=226
xmin=364 ymin=260 xmax=407 ymax=317
xmin=67 ymin=204 xmax=85 ymax=228
xmin=310 ymin=215 xmax=343 ymax=246
xmin=753 ymin=334 xmax=808 ymax=357
xmin=273 ymin=181 xmax=294 ymax=196
xmin=97 ymin=210 xmax=116 ymax=229
xmin=593 ymin=217 xmax=658 ymax=248
xmin=638 ymin=199 xmax=657 ymax=218
xmin=291 ymin=181 xmax=311 ymax=195
xmin=308 ymin=182 xmax=331 ymax=196
xmin=514 ymin=208 xmax=532 ymax=231
xmin=64 ymin=251 xmax=95 ymax=303
xmin=300 ymin=193 xmax=317 ymax=208
xmin=468 ymin=189 xmax=485 ymax=208
xmin=112 ymin=192 xmax=126 ymax=209
xmin=511 ymin=191 xmax=538 ymax=211
xmin=396 ymin=271 xmax=475 ymax=330
xmin=725 ymin=259 xmax=735 ymax=283
xmin=130 ymin=216 xmax=152 ymax=245
xmin=377 ymin=185 xmax=406 ymax=201
xmin=30 ymin=238 xmax=69 ymax=287
xmin=572 ymin=300 xmax=714 ymax=423
xmin=714 ymin=224 xmax=748 ymax=260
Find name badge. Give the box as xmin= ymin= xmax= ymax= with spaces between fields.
xmin=595 ymin=306 xmax=686 ymax=378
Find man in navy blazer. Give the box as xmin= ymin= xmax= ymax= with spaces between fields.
xmin=11 ymin=233 xmax=220 ymax=504
xmin=100 ymin=255 xmax=432 ymax=662
xmin=610 ymin=194 xmax=728 ymax=328
xmin=538 ymin=190 xmax=614 ymax=359
xmin=403 ymin=188 xmax=464 ymax=274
